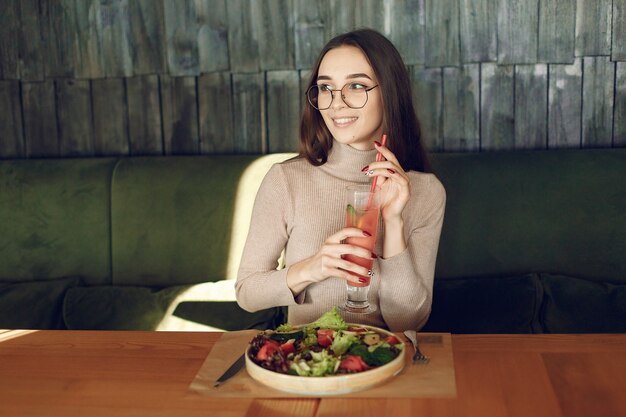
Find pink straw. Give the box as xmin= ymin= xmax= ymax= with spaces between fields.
xmin=367 ymin=134 xmax=387 ymax=208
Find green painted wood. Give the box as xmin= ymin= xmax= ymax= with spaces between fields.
xmin=613 ymin=0 xmax=626 ymax=60
xmin=325 ymin=0 xmax=356 ymax=39
xmin=294 ymin=0 xmax=326 ymax=69
xmin=389 ymin=0 xmax=426 ymax=65
xmin=227 ymin=0 xmax=260 ymax=72
xmin=548 ymin=58 xmax=582 ymax=148
xmin=254 ymin=0 xmax=295 ymax=70
xmin=442 ymin=65 xmax=480 ymax=152
xmin=128 ymin=0 xmax=166 ymax=75
xmin=514 ymin=65 xmax=548 ymax=149
xmin=0 ymin=0 xmax=19 ymax=79
xmin=582 ymin=57 xmax=614 ymax=148
xmin=355 ymin=0 xmax=388 ymax=34
xmin=22 ymin=80 xmax=59 ymax=157
xmin=459 ymin=0 xmax=497 ymax=63
xmin=300 ymin=69 xmax=311 ymax=115
xmin=163 ymin=0 xmax=200 ymax=76
xmin=481 ymin=63 xmax=515 ymax=150
xmin=538 ymin=0 xmax=575 ymax=63
xmin=161 ymin=75 xmax=199 ymax=155
xmin=232 ymin=73 xmax=264 ymax=153
xmin=73 ymin=0 xmax=105 ymax=79
xmin=198 ymin=72 xmax=234 ymax=154
xmin=99 ymin=0 xmax=133 ymax=77
xmin=46 ymin=0 xmax=75 ymax=78
xmin=615 ymin=62 xmax=626 ymax=146
xmin=575 ymin=0 xmax=612 ymax=56
xmin=127 ymin=75 xmax=163 ymax=155
xmin=92 ymin=78 xmax=129 ymax=156
xmin=18 ymin=0 xmax=46 ymax=81
xmin=56 ymin=79 xmax=94 ymax=156
xmin=425 ymin=0 xmax=460 ymax=67
xmin=409 ymin=65 xmax=443 ymax=152
xmin=497 ymin=0 xmax=538 ymax=64
xmin=0 ymin=80 xmax=24 ymax=158
xmin=267 ymin=70 xmax=301 ymax=153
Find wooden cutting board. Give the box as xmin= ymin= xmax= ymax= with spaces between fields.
xmin=189 ymin=330 xmax=456 ymax=398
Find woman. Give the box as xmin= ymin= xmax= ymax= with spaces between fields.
xmin=236 ymin=29 xmax=446 ymax=331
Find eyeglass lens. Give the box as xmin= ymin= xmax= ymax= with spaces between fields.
xmin=307 ymin=84 xmax=370 ymax=110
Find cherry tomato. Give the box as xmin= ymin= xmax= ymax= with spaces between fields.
xmin=280 ymin=341 xmax=295 ymax=355
xmin=384 ymin=335 xmax=400 ymax=345
xmin=339 ymin=355 xmax=370 ymax=372
xmin=316 ymin=329 xmax=334 ymax=347
xmin=256 ymin=340 xmax=280 ymax=361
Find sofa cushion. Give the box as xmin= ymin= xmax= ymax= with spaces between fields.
xmin=422 ymin=273 xmax=543 ymax=333
xmin=0 ymin=277 xmax=82 ymax=329
xmin=63 ymin=285 xmax=286 ymax=331
xmin=540 ymin=273 xmax=626 ymax=333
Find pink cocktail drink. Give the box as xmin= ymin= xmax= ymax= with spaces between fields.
xmin=344 ymin=206 xmax=380 ymax=287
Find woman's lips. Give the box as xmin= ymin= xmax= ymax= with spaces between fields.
xmin=332 ymin=116 xmax=358 ymax=128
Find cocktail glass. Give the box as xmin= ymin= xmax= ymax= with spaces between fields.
xmin=338 ymin=184 xmax=381 ymax=314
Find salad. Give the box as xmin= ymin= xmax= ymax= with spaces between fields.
xmin=247 ymin=307 xmax=404 ymax=377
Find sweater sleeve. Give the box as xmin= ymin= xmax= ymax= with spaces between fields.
xmin=236 ymin=164 xmax=299 ymax=312
xmin=377 ymin=174 xmax=446 ymax=331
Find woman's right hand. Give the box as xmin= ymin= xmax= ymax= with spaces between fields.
xmin=286 ymin=227 xmax=377 ymax=295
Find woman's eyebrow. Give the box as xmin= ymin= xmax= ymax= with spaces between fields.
xmin=316 ymin=73 xmax=373 ymax=81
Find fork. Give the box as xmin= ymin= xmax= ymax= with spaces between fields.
xmin=403 ymin=330 xmax=430 ymax=364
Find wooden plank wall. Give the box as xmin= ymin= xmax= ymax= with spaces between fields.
xmin=0 ymin=0 xmax=624 ymax=159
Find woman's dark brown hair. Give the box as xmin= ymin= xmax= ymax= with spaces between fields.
xmin=299 ymin=28 xmax=431 ymax=173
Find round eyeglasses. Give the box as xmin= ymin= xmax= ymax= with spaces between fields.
xmin=306 ymin=83 xmax=379 ymax=110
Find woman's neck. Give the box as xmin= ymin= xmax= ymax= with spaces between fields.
xmin=320 ymin=140 xmax=378 ymax=183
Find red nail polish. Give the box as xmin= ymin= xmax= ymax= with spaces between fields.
xmin=371 ymin=252 xmax=378 ymax=259
xmin=363 ymin=230 xmax=372 ymax=237
xmin=361 ymin=165 xmax=369 ymax=172
xmin=359 ymin=278 xmax=367 ymax=283
xmin=387 ymin=168 xmax=396 ymax=174
xmin=374 ymin=141 xmax=382 ymax=147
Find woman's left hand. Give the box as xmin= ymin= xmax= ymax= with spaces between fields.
xmin=364 ymin=141 xmax=410 ymax=222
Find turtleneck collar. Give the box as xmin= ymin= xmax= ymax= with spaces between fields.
xmin=320 ymin=140 xmax=379 ymax=183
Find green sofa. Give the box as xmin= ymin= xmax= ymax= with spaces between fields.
xmin=1 ymin=149 xmax=625 ymax=333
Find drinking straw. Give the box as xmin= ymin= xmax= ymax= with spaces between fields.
xmin=367 ymin=134 xmax=387 ymax=208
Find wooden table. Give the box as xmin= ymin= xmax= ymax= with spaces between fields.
xmin=1 ymin=330 xmax=625 ymax=417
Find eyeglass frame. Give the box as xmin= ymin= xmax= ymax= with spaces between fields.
xmin=305 ymin=83 xmax=380 ymax=110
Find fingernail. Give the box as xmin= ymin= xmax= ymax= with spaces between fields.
xmin=387 ymin=168 xmax=396 ymax=174
xmin=359 ymin=278 xmax=367 ymax=283
xmin=374 ymin=141 xmax=382 ymax=147
xmin=363 ymin=230 xmax=372 ymax=237
xmin=361 ymin=165 xmax=369 ymax=172
xmin=371 ymin=252 xmax=378 ymax=258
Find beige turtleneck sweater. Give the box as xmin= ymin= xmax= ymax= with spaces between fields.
xmin=236 ymin=142 xmax=446 ymax=331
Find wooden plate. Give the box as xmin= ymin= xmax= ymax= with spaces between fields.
xmin=245 ymin=324 xmax=405 ymax=396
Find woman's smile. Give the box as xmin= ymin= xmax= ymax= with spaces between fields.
xmin=332 ymin=116 xmax=358 ymax=128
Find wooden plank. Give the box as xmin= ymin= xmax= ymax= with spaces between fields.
xmin=266 ymin=70 xmax=301 ymax=153
xmin=99 ymin=0 xmax=133 ymax=77
xmin=232 ymin=73 xmax=264 ymax=153
xmin=425 ymin=0 xmax=460 ymax=67
xmin=548 ymin=58 xmax=582 ymax=148
xmin=18 ymin=0 xmax=46 ymax=81
xmin=514 ymin=65 xmax=548 ymax=149
xmin=575 ymin=0 xmax=612 ymax=56
xmin=615 ymin=62 xmax=626 ymax=147
xmin=582 ymin=57 xmax=614 ymax=148
xmin=325 ymin=0 xmax=356 ymax=39
xmin=128 ymin=0 xmax=166 ymax=75
xmin=22 ymin=80 xmax=59 ymax=157
xmin=497 ymin=0 xmax=539 ymax=64
xmin=226 ymin=0 xmax=260 ymax=72
xmin=163 ymin=0 xmax=199 ymax=76
xmin=389 ymin=0 xmax=426 ymax=65
xmin=613 ymin=0 xmax=626 ymax=60
xmin=409 ymin=66 xmax=443 ymax=152
xmin=72 ymin=0 xmax=104 ymax=79
xmin=198 ymin=72 xmax=234 ymax=154
xmin=0 ymin=80 xmax=24 ymax=158
xmin=480 ymin=63 xmax=515 ymax=151
xmin=126 ymin=75 xmax=163 ymax=155
xmin=195 ymin=0 xmax=229 ymax=73
xmin=355 ymin=0 xmax=388 ymax=34
xmin=459 ymin=0 xmax=497 ymax=63
xmin=253 ymin=0 xmax=295 ymax=70
xmin=160 ymin=75 xmax=199 ymax=155
xmin=0 ymin=0 xmax=20 ymax=79
xmin=442 ymin=65 xmax=480 ymax=152
xmin=46 ymin=0 xmax=75 ymax=78
xmin=56 ymin=79 xmax=94 ymax=157
xmin=294 ymin=0 xmax=326 ymax=70
xmin=92 ymin=78 xmax=129 ymax=156
xmin=538 ymin=0 xmax=575 ymax=63
xmin=300 ymin=69 xmax=311 ymax=116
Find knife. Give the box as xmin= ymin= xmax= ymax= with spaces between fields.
xmin=213 ymin=353 xmax=246 ymax=387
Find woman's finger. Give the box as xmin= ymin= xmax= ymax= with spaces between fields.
xmin=325 ymin=227 xmax=376 ymax=244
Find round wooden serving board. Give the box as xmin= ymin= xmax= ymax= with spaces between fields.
xmin=245 ymin=324 xmax=405 ymax=396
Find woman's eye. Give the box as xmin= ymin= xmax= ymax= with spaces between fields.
xmin=348 ymin=83 xmax=366 ymax=90
xmin=318 ymin=84 xmax=333 ymax=92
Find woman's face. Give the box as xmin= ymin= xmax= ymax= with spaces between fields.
xmin=316 ymin=45 xmax=383 ymax=150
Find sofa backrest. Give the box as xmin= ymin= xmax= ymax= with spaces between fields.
xmin=431 ymin=148 xmax=626 ymax=283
